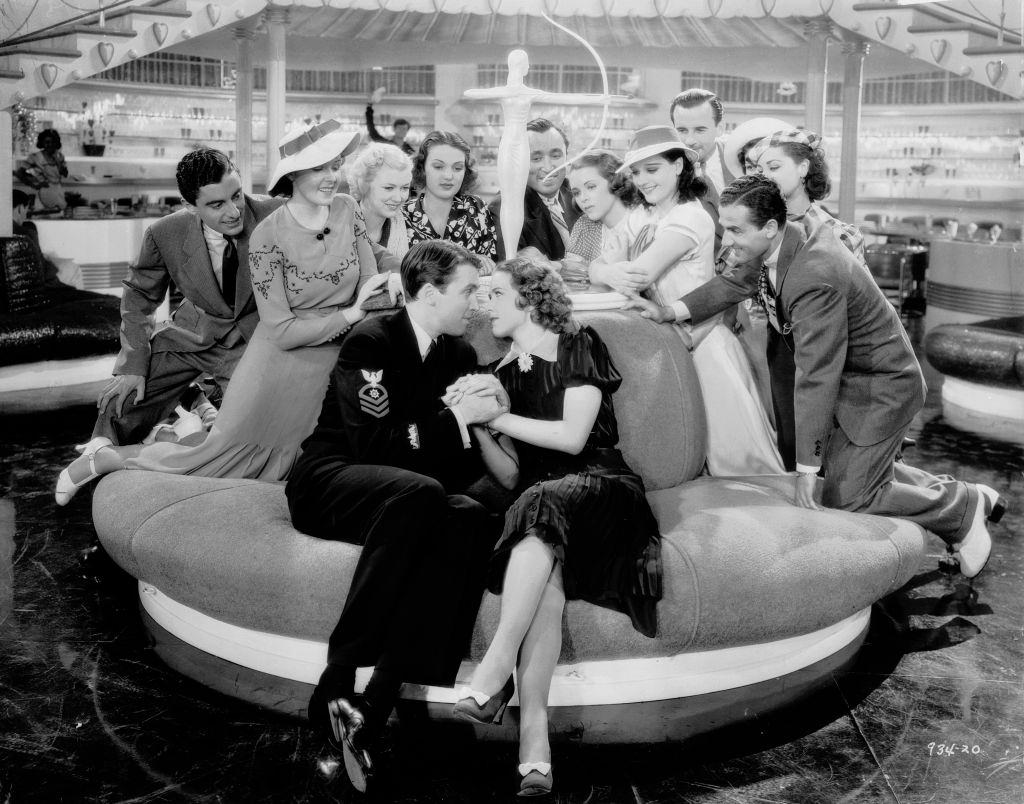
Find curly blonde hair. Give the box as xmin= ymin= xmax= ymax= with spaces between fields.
xmin=346 ymin=142 xmax=412 ymax=202
xmin=497 ymin=249 xmax=578 ymax=334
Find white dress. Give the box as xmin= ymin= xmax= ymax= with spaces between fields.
xmin=623 ymin=201 xmax=785 ymax=476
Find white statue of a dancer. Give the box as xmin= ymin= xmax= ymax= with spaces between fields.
xmin=464 ymin=47 xmax=619 ymax=259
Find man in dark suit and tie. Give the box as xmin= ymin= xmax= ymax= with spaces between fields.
xmin=286 ymin=240 xmax=503 ymax=793
xmin=86 ymin=148 xmax=281 ymax=446
xmin=629 ymin=175 xmax=1003 ymax=579
xmin=490 ymin=117 xmax=581 ymax=261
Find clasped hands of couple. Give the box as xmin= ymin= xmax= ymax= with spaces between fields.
xmin=442 ymin=373 xmax=509 ymax=425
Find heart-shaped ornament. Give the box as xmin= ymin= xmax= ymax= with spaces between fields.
xmin=40 ymin=63 xmax=58 ymax=88
xmin=97 ymin=42 xmax=114 ymax=66
xmin=152 ymin=22 xmax=168 ymax=44
xmin=206 ymin=4 xmax=221 ymax=25
xmin=930 ymin=39 xmax=948 ymax=62
xmin=707 ymin=0 xmax=723 ymax=17
xmin=761 ymin=0 xmax=776 ymax=14
xmin=875 ymin=16 xmax=892 ymax=39
xmin=986 ymin=59 xmax=1007 ymax=86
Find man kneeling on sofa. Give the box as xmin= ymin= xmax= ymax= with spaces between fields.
xmin=286 ymin=240 xmax=504 ymax=793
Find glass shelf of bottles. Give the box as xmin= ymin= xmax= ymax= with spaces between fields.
xmin=824 ymin=126 xmax=1024 ymax=183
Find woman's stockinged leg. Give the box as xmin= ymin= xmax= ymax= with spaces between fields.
xmin=471 ymin=534 xmax=554 ymax=695
xmin=516 ymin=563 xmax=564 ymax=767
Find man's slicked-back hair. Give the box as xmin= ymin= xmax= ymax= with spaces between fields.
xmin=669 ymin=88 xmax=724 ymax=125
xmin=401 ymin=239 xmax=480 ymax=298
xmin=176 ymin=148 xmax=237 ymax=205
xmin=526 ymin=117 xmax=569 ymax=150
xmin=720 ymin=174 xmax=787 ymax=228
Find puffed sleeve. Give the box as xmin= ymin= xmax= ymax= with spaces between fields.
xmin=248 ymin=216 xmax=353 ymax=350
xmin=559 ymin=326 xmax=621 ymax=393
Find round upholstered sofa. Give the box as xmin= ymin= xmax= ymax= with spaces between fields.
xmin=92 ymin=309 xmax=927 ymax=743
xmin=925 ymin=316 xmax=1024 ymax=446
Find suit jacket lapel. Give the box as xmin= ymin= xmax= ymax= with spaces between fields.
xmin=773 ymin=222 xmax=804 ymax=299
xmin=181 ymin=214 xmax=232 ymax=315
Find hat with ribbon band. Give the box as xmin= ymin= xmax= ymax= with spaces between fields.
xmin=745 ymin=129 xmax=823 ymax=168
xmin=617 ymin=125 xmax=699 ymax=173
xmin=267 ymin=118 xmax=361 ymax=195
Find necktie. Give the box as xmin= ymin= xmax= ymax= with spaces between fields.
xmin=542 ymin=196 xmax=570 ymax=247
xmin=757 ymin=262 xmax=781 ymax=333
xmin=221 ymin=236 xmax=237 ymax=307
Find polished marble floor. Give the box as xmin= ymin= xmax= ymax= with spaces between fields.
xmin=1 ymin=340 xmax=1022 ymax=803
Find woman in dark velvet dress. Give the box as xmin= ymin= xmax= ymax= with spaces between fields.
xmin=447 ymin=254 xmax=661 ymax=797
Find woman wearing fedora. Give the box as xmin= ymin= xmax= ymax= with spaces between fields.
xmin=55 ymin=120 xmax=391 ymax=498
xmin=596 ymin=125 xmax=785 ymax=477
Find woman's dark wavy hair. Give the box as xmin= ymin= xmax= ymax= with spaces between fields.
xmin=772 ymin=141 xmax=832 ymax=202
xmin=412 ymin=130 xmax=478 ymax=196
xmin=632 ymin=149 xmax=707 ymax=207
xmin=569 ymin=150 xmax=642 ymax=208
xmin=497 ymin=249 xmax=578 ymax=335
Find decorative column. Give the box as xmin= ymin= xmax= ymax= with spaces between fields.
xmin=804 ymin=17 xmax=833 ymax=134
xmin=839 ymin=39 xmax=870 ymax=223
xmin=264 ymin=5 xmax=289 ymax=185
xmin=233 ymin=26 xmax=255 ymax=194
xmin=0 ymin=110 xmax=12 ymax=237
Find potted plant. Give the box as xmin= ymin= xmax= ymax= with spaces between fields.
xmin=80 ymin=101 xmax=113 ymax=156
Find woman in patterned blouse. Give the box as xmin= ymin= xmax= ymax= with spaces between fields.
xmin=749 ymin=129 xmax=866 ymax=263
xmin=403 ymin=130 xmax=497 ymax=265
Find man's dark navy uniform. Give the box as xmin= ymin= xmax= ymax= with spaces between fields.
xmin=286 ymin=239 xmax=503 ymax=791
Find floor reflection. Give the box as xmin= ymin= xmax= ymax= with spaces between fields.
xmin=1 ymin=340 xmax=1021 ymax=803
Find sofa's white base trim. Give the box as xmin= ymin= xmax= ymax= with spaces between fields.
xmin=0 ymin=355 xmax=117 ymax=412
xmin=941 ymin=376 xmax=1024 ymax=445
xmin=140 ymin=582 xmax=870 ymax=707
xmin=0 ymin=354 xmax=116 ymax=392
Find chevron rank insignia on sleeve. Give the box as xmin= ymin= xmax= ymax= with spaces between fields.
xmin=358 ymin=369 xmax=389 ymax=418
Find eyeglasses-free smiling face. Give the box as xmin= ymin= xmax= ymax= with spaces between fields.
xmin=364 ymin=164 xmax=412 ymax=220
xmin=487 ymin=269 xmax=530 ymax=339
xmin=527 ymin=127 xmax=568 ymax=198
xmin=629 ymin=155 xmax=683 ymax=209
xmin=670 ymin=101 xmax=719 ymax=165
xmin=719 ymin=203 xmax=779 ymax=266
xmin=290 ymin=157 xmax=345 ymax=207
xmin=569 ymin=165 xmax=619 ymax=224
xmin=754 ymin=145 xmax=807 ymax=202
xmin=424 ymin=144 xmax=467 ymax=202
xmin=191 ymin=170 xmax=245 ymax=237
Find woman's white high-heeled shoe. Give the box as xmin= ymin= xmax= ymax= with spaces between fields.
xmin=55 ymin=437 xmax=112 ymax=506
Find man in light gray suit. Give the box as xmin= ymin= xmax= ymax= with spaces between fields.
xmin=88 ymin=149 xmax=282 ymax=446
xmin=630 ymin=175 xmax=1004 ymax=579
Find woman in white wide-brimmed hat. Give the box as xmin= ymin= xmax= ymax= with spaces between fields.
xmin=56 ymin=120 xmax=393 ymax=499
xmin=604 ymin=125 xmax=785 ymax=476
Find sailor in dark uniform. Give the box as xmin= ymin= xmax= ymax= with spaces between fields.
xmin=286 ymin=239 xmax=505 ymax=792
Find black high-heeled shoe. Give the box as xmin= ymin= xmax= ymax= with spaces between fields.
xmin=453 ymin=675 xmax=515 ymax=725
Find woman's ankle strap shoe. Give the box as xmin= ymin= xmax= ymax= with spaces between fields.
xmin=55 ymin=438 xmax=112 ymax=506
